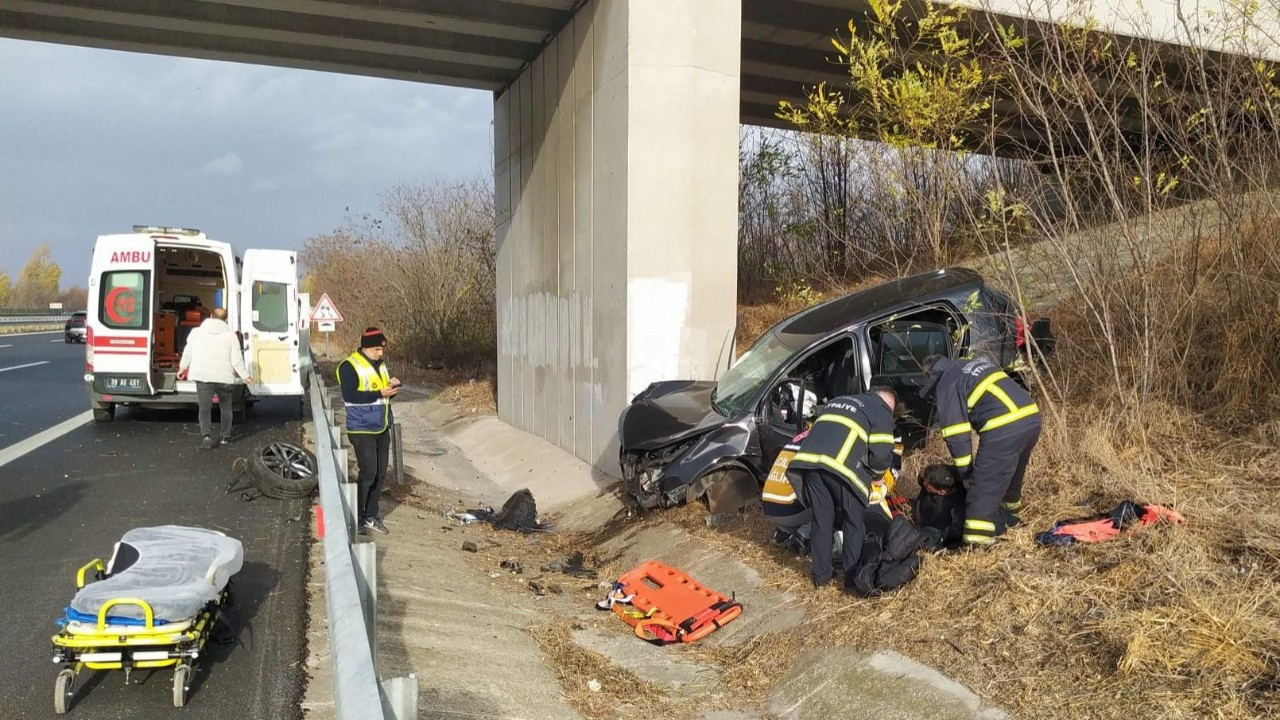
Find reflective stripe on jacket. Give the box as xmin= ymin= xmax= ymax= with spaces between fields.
xmin=934 ymin=358 xmax=1039 ymax=468
xmin=338 ymin=351 xmax=393 ymax=434
xmin=785 ymin=393 xmax=895 ymax=507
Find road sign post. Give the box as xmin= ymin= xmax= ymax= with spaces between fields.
xmin=309 ymin=293 xmax=344 ymax=358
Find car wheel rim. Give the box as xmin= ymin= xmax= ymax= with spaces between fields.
xmin=260 ymin=443 xmax=316 ymax=481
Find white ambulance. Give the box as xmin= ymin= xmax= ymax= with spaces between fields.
xmin=85 ymin=226 xmax=308 ymax=422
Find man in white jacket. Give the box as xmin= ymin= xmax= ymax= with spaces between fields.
xmin=179 ymin=308 xmax=253 ymax=450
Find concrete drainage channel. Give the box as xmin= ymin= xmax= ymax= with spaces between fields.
xmin=307 ymin=369 xmax=418 ymax=720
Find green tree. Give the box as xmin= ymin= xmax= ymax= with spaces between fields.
xmin=776 ymin=0 xmax=998 ymax=265
xmin=13 ymin=245 xmax=62 ymax=308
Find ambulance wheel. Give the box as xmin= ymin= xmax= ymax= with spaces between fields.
xmin=93 ymin=405 xmax=115 ymax=423
xmin=173 ymin=664 xmax=190 ymax=708
xmin=54 ymin=669 xmax=74 ymax=714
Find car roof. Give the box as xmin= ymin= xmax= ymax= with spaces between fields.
xmin=774 ymin=267 xmax=986 ymax=348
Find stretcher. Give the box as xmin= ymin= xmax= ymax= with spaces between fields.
xmin=601 ymin=560 xmax=742 ymax=645
xmin=50 ymin=526 xmax=243 ymax=713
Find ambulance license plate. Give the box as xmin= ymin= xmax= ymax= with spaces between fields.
xmin=104 ymin=376 xmax=145 ymax=391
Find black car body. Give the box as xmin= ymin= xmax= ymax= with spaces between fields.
xmin=64 ymin=311 xmax=87 ymax=343
xmin=617 ymin=267 xmax=1050 ymax=512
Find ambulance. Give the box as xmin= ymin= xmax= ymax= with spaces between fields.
xmin=85 ymin=226 xmax=308 ymax=422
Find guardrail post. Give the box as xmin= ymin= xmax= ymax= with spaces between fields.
xmin=341 ymin=482 xmax=359 ymax=535
xmin=392 ymin=422 xmax=404 ymax=487
xmin=352 ymin=541 xmax=378 ymax=666
xmin=335 ymin=448 xmax=349 ymax=482
xmin=380 ymin=675 xmax=418 ymax=720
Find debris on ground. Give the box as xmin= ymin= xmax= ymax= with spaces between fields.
xmin=541 ymin=551 xmax=598 ymax=579
xmin=461 ymin=540 xmax=478 ymax=553
xmin=529 ymin=580 xmax=546 ymax=596
xmin=501 ymin=558 xmax=524 ymax=574
xmin=1035 ymin=500 xmax=1185 ymax=546
xmin=491 ymin=488 xmax=552 ymax=532
xmin=444 ymin=508 xmax=483 ymax=525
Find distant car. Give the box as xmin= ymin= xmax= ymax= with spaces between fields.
xmin=64 ymin=311 xmax=87 ymax=344
xmin=616 ymin=267 xmax=1053 ymax=514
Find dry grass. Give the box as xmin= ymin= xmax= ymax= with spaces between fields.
xmin=531 ymin=619 xmax=671 ymax=719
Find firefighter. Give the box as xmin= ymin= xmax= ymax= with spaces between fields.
xmin=921 ymin=356 xmax=1041 ymax=547
xmin=785 ymin=388 xmax=897 ymax=588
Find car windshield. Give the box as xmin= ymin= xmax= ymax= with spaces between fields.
xmin=711 ymin=331 xmax=795 ymax=416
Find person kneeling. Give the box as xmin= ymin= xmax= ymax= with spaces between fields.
xmin=912 ymin=463 xmax=966 ymax=551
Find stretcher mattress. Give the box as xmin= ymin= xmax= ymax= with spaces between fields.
xmin=69 ymin=526 xmax=243 ymax=623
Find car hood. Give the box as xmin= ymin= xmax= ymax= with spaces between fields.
xmin=618 ymin=380 xmax=730 ymax=451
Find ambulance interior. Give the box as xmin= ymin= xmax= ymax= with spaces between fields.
xmin=151 ymin=246 xmax=230 ymax=391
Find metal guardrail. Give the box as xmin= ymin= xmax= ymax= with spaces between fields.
xmin=309 ymin=368 xmax=418 ymax=719
xmin=0 ymin=315 xmax=69 ymax=324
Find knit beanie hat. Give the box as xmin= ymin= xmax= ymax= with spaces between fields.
xmin=360 ymin=327 xmax=388 ymax=349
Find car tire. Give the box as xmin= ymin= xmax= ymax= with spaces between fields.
xmin=64 ymin=335 xmax=72 ymax=344
xmin=248 ymin=442 xmax=318 ymax=499
xmin=92 ymin=405 xmax=115 ymax=423
xmin=689 ymin=468 xmax=759 ymax=515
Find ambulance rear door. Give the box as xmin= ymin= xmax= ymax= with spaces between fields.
xmin=88 ymin=236 xmax=157 ymax=396
xmin=240 ymin=249 xmax=304 ymax=396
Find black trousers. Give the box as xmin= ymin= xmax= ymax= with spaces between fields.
xmin=195 ymin=382 xmax=235 ymax=440
xmin=350 ymin=430 xmax=390 ymax=523
xmin=802 ymin=470 xmax=867 ymax=587
xmin=965 ymin=419 xmax=1041 ymax=545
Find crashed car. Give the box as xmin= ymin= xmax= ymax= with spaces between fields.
xmin=617 ymin=267 xmax=1052 ymax=513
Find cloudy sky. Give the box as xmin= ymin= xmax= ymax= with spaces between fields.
xmin=0 ymin=38 xmax=494 ymax=290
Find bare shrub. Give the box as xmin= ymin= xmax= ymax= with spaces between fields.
xmin=302 ymin=177 xmax=495 ymax=370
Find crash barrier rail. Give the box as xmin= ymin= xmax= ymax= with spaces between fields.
xmin=0 ymin=314 xmax=70 ymax=324
xmin=309 ymin=369 xmax=418 ymax=720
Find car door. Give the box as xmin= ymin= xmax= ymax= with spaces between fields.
xmin=866 ymin=319 xmax=953 ymax=448
xmin=755 ymin=335 xmax=858 ymax=466
xmin=240 ymin=249 xmax=304 ymax=396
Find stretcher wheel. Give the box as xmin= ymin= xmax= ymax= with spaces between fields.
xmin=173 ymin=664 xmax=190 ymax=708
xmin=54 ymin=669 xmax=74 ymax=714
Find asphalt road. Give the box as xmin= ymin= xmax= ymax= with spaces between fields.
xmin=0 ymin=331 xmax=310 ymax=719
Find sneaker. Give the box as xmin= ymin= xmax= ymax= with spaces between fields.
xmin=362 ymin=518 xmax=389 ymax=535
xmin=219 ymin=435 xmax=234 ymax=447
xmin=200 ymin=436 xmax=213 ymax=451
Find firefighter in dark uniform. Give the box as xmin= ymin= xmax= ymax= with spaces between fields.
xmin=785 ymin=388 xmax=897 ymax=588
xmin=921 ymin=356 xmax=1041 ymax=547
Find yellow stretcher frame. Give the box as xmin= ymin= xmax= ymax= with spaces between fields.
xmin=50 ymin=556 xmax=229 ymax=713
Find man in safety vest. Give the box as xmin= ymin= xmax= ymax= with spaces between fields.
xmin=337 ymin=327 xmax=401 ymax=535
xmin=785 ymin=388 xmax=897 ymax=589
xmin=921 ymin=356 xmax=1041 ymax=547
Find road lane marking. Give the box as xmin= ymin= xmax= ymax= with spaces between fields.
xmin=50 ymin=339 xmax=67 ymax=343
xmin=0 ymin=411 xmax=93 ymax=470
xmin=0 ymin=345 xmax=11 ymax=349
xmin=0 ymin=361 xmax=50 ymax=373
xmin=0 ymin=331 xmax=61 ymax=338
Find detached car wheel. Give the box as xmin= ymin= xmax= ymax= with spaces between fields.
xmin=249 ymin=442 xmax=318 ymax=499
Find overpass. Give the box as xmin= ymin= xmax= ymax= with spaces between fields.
xmin=3 ymin=0 xmax=1275 ymax=470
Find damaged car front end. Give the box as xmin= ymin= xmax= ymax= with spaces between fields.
xmin=618 ymin=381 xmax=762 ymax=512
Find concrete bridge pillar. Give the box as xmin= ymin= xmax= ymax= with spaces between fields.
xmin=494 ymin=0 xmax=741 ymax=472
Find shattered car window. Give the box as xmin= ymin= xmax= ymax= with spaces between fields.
xmin=712 ymin=331 xmax=796 ymax=417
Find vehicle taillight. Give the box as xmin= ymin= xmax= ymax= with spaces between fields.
xmin=85 ymin=326 xmax=94 ymax=371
